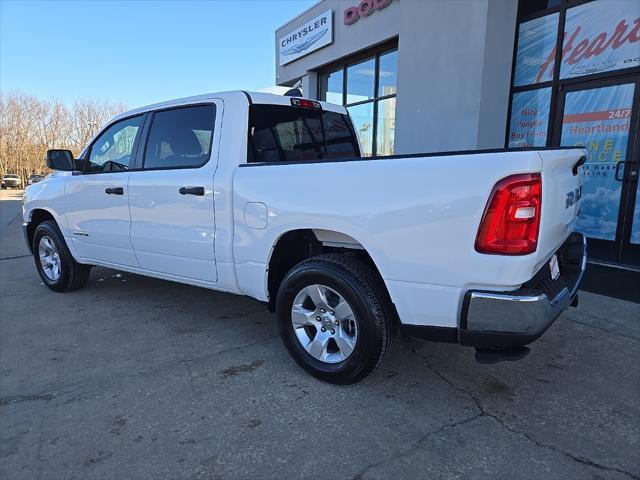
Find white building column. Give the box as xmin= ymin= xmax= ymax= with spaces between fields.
xmin=302 ymin=72 xmax=318 ymax=99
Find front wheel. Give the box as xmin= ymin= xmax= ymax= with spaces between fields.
xmin=33 ymin=220 xmax=91 ymax=292
xmin=276 ymin=254 xmax=396 ymax=384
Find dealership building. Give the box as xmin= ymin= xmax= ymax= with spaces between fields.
xmin=275 ymin=0 xmax=640 ymax=298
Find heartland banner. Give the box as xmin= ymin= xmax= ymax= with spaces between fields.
xmin=560 ymin=83 xmax=635 ymax=241
xmin=515 ymin=0 xmax=639 ymax=86
xmin=559 ymin=0 xmax=640 ymax=79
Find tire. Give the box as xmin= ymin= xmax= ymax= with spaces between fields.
xmin=33 ymin=220 xmax=91 ymax=292
xmin=276 ymin=253 xmax=396 ymax=384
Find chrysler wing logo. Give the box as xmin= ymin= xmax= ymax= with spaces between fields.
xmin=282 ymin=28 xmax=328 ymax=56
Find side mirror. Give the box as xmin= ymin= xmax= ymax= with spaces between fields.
xmin=45 ymin=149 xmax=75 ymax=171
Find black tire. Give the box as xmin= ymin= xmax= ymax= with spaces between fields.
xmin=33 ymin=220 xmax=91 ymax=292
xmin=276 ymin=253 xmax=396 ymax=385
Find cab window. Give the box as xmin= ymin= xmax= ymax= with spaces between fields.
xmin=143 ymin=105 xmax=215 ymax=169
xmin=87 ymin=115 xmax=143 ymax=172
xmin=248 ymin=105 xmax=360 ymax=163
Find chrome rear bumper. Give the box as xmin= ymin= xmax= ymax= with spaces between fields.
xmin=460 ymin=232 xmax=587 ymax=348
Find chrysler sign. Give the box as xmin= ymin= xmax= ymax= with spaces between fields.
xmin=279 ymin=10 xmax=333 ymax=66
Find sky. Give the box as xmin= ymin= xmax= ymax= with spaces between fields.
xmin=1 ymin=0 xmax=316 ymax=108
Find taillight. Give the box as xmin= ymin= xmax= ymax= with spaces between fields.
xmin=475 ymin=173 xmax=541 ymax=255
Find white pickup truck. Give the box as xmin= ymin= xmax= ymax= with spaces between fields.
xmin=23 ymin=91 xmax=587 ymax=384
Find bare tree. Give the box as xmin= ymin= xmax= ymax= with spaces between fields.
xmin=69 ymin=98 xmax=126 ymax=153
xmin=0 ymin=91 xmax=127 ymax=186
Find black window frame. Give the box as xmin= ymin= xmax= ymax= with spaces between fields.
xmin=317 ymin=38 xmax=398 ymax=157
xmin=139 ymin=103 xmax=217 ymax=172
xmin=506 ymin=0 xmax=640 ymax=147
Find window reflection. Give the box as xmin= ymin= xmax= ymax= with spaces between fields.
xmin=319 ymin=47 xmax=397 ymax=156
xmin=378 ymin=50 xmax=398 ymax=97
xmin=318 ymin=69 xmax=343 ymax=105
xmin=348 ymin=103 xmax=374 ymax=157
xmin=88 ymin=115 xmax=143 ymax=172
xmin=346 ymin=58 xmax=375 ymax=104
xmin=376 ymin=97 xmax=396 ymax=156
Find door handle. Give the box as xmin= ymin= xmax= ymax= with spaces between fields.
xmin=105 ymin=187 xmax=124 ymax=195
xmin=179 ymin=186 xmax=205 ymax=196
xmin=615 ymin=161 xmax=625 ymax=181
xmin=615 ymin=162 xmax=639 ymax=182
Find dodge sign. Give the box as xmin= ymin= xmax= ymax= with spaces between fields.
xmin=279 ymin=10 xmax=333 ymax=66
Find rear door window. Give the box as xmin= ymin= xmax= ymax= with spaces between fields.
xmin=143 ymin=105 xmax=215 ymax=169
xmin=248 ymin=105 xmax=359 ymax=163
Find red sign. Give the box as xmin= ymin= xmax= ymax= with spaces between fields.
xmin=563 ymin=108 xmax=632 ymax=124
xmin=536 ymin=17 xmax=640 ymax=82
xmin=344 ymin=0 xmax=392 ymax=26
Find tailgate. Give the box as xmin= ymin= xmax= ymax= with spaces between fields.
xmin=536 ymin=148 xmax=586 ymax=265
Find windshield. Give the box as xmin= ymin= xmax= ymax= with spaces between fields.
xmin=248 ymin=104 xmax=360 ymax=163
xmin=4 ymin=175 xmax=19 ymax=179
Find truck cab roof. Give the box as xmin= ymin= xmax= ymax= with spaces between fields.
xmin=112 ymin=90 xmax=347 ymax=124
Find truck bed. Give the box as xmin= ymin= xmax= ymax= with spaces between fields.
xmin=232 ymin=147 xmax=585 ymax=327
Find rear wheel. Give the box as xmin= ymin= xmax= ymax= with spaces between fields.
xmin=276 ymin=253 xmax=396 ymax=384
xmin=33 ymin=220 xmax=91 ymax=292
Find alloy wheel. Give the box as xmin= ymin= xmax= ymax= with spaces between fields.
xmin=291 ymin=284 xmax=358 ymax=363
xmin=38 ymin=235 xmax=61 ymax=282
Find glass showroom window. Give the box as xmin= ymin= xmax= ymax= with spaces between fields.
xmin=318 ymin=68 xmax=343 ymax=105
xmin=507 ymin=0 xmax=640 ymax=148
xmin=507 ymin=12 xmax=558 ymax=147
xmin=319 ymin=48 xmax=397 ymax=156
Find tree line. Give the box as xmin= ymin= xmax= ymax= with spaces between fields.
xmin=0 ymin=91 xmax=127 ymax=184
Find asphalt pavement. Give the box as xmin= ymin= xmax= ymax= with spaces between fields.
xmin=0 ymin=189 xmax=23 ymax=234
xmin=1 ymin=189 xmax=639 ymax=480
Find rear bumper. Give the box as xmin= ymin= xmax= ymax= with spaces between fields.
xmin=459 ymin=232 xmax=586 ymax=348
